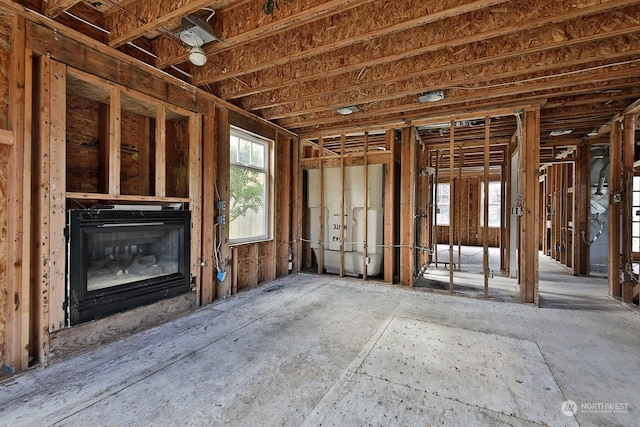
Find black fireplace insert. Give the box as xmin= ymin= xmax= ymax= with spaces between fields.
xmin=67 ymin=208 xmax=191 ymax=325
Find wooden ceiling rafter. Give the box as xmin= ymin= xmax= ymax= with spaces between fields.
xmin=259 ymin=48 xmax=640 ymax=121
xmin=208 ymin=0 xmax=639 ymax=99
xmin=152 ymin=0 xmax=376 ymax=69
xmin=42 ymin=0 xmax=80 ymax=18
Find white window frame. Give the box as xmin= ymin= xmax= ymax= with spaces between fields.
xmin=229 ymin=126 xmax=273 ymax=244
xmin=434 ymin=182 xmax=450 ymax=226
xmin=480 ymin=181 xmax=502 ymax=228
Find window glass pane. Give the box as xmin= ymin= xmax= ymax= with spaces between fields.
xmin=251 ymin=142 xmax=265 ymax=168
xmin=634 ymin=190 xmax=640 ymax=208
xmin=480 ymin=181 xmax=502 ymax=227
xmin=230 ymin=135 xmax=239 ymax=163
xmin=229 ymin=127 xmax=271 ymax=243
xmin=435 ymin=183 xmax=450 ymax=226
xmin=238 ymin=138 xmax=251 ymax=165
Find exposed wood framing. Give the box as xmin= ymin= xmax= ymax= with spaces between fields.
xmin=483 ymin=117 xmax=490 ymax=298
xmin=188 ymin=113 xmax=202 ymax=301
xmin=383 ymin=130 xmax=395 ymax=283
xmin=201 ymin=105 xmax=216 ymax=304
xmin=449 ymin=121 xmax=455 ymax=293
xmin=33 ymin=55 xmax=51 ymax=365
xmin=609 ymin=119 xmax=623 ymax=297
xmin=0 ymin=128 xmax=13 ymax=145
xmin=4 ymin=14 xmax=28 ymax=372
xmin=621 ymin=113 xmax=635 ymax=302
xmin=48 ymin=59 xmax=67 ymax=332
xmin=155 ymin=104 xmax=166 ymax=197
xmin=339 ymin=134 xmax=345 ymax=277
xmin=108 ymin=88 xmax=121 ymax=195
xmin=153 ymin=0 xmax=373 ymax=68
xmin=574 ymin=144 xmax=590 ymax=275
xmin=317 ymin=137 xmax=325 ymax=275
xmin=43 ymin=0 xmax=80 ymax=18
xmin=520 ymin=108 xmax=540 ymax=304
xmin=292 ymin=137 xmax=301 ymax=273
xmin=215 ymin=106 xmax=231 ymax=298
xmin=400 ymin=127 xmax=415 ymax=286
xmin=275 ymin=132 xmax=292 ymax=277
xmin=362 ymin=132 xmax=369 ymax=280
xmin=138 ymin=116 xmax=150 ymax=195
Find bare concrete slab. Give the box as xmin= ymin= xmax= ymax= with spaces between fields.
xmin=0 ymin=256 xmax=638 ymax=426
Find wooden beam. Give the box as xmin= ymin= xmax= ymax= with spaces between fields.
xmin=283 ymin=65 xmax=638 ymax=130
xmin=153 ymin=0 xmax=373 ymax=68
xmin=33 ymin=55 xmax=52 ymax=365
xmin=215 ymin=106 xmax=231 ymax=298
xmin=317 ymin=136 xmax=325 ymax=275
xmin=622 ymin=113 xmax=635 ymax=302
xmin=155 ymin=104 xmax=166 ymax=197
xmin=383 ymin=130 xmax=395 ymax=283
xmin=483 ymin=117 xmax=490 ymax=298
xmin=609 ymin=119 xmax=623 ymax=297
xmin=0 ymin=128 xmax=14 ymax=145
xmin=520 ymin=108 xmax=540 ymax=304
xmin=4 ymin=14 xmax=28 ymax=372
xmin=42 ymin=0 xmax=80 ymax=18
xmin=216 ymin=0 xmax=640 ymax=99
xmin=201 ymin=105 xmax=216 ymax=304
xmin=400 ymin=127 xmax=415 ymax=286
xmin=193 ymin=0 xmax=508 ymax=85
xmin=362 ymin=132 xmax=369 ymax=280
xmin=258 ymin=39 xmax=640 ymax=120
xmin=188 ymin=113 xmax=202 ymax=303
xmin=48 ymin=59 xmax=67 ymax=332
xmin=104 ymin=0 xmax=226 ymax=48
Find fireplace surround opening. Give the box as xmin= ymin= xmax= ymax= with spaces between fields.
xmin=67 ymin=208 xmax=191 ymax=325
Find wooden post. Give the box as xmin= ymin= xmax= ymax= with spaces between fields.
xmin=400 ymin=127 xmax=415 ymax=286
xmin=201 ymin=106 xmax=216 ymax=304
xmin=483 ymin=116 xmax=490 ymax=298
xmin=292 ymin=137 xmax=302 ymax=273
xmin=215 ymin=106 xmax=231 ymax=298
xmin=457 ymin=147 xmax=462 ymax=271
xmin=108 ymin=88 xmax=121 ymax=195
xmin=434 ymin=150 xmax=440 ymax=266
xmin=33 ymin=55 xmax=52 ymax=365
xmin=363 ymin=132 xmax=369 ymax=280
xmin=609 ymin=119 xmax=623 ymax=297
xmin=188 ymin=113 xmax=202 ymax=303
xmin=49 ymin=60 xmax=67 ymax=331
xmin=339 ymin=134 xmax=345 ymax=277
xmin=276 ymin=133 xmax=292 ymax=277
xmin=501 ymin=148 xmax=508 ymax=273
xmin=622 ymin=113 xmax=636 ymax=302
xmin=384 ymin=130 xmax=395 ymax=283
xmin=574 ymin=144 xmax=590 ymax=275
xmin=4 ymin=15 xmax=29 ymax=372
xmin=138 ymin=116 xmax=151 ymax=195
xmin=520 ymin=108 xmax=540 ymax=304
xmin=155 ymin=104 xmax=166 ymax=197
xmin=449 ymin=121 xmax=455 ymax=293
xmin=317 ymin=136 xmax=325 ymax=275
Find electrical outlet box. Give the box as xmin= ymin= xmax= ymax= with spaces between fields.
xmin=511 ymin=206 xmax=523 ymax=216
xmin=217 ymin=271 xmax=226 ymax=281
xmin=215 ymin=201 xmax=226 ymax=211
xmin=215 ymin=215 xmax=226 ymax=224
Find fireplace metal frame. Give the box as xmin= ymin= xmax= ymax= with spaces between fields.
xmin=67 ymin=209 xmax=191 ymax=325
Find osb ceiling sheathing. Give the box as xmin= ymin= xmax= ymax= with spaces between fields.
xmin=20 ymin=0 xmax=640 ymax=152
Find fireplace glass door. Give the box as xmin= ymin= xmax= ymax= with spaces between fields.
xmin=68 ymin=209 xmax=191 ymax=325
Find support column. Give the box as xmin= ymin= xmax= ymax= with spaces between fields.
xmin=622 ymin=113 xmax=636 ymax=302
xmin=574 ymin=144 xmax=590 ymax=275
xmin=520 ymin=108 xmax=540 ymax=304
xmin=609 ymin=120 xmax=623 ymax=297
xmin=400 ymin=127 xmax=416 ymax=286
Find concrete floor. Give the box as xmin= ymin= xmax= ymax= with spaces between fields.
xmin=1 ymin=254 xmax=638 ymax=426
